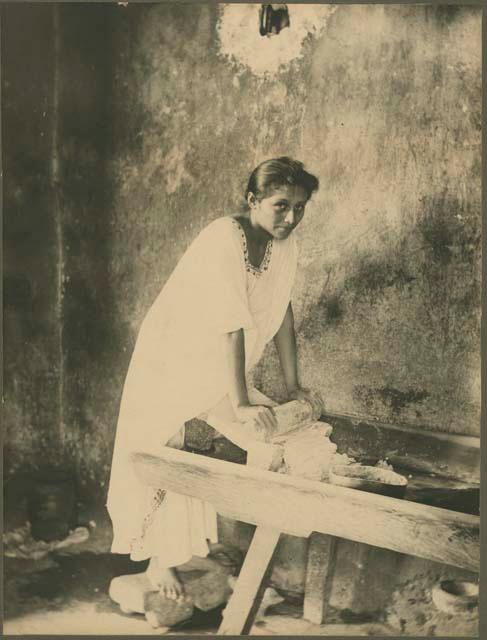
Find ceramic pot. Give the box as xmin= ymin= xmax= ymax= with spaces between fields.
xmin=431 ymin=580 xmax=479 ymax=615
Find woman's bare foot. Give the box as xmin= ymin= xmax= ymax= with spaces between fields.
xmin=147 ymin=558 xmax=186 ymax=602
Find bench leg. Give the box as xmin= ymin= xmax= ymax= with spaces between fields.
xmin=303 ymin=532 xmax=338 ymax=625
xmin=217 ymin=526 xmax=281 ymax=635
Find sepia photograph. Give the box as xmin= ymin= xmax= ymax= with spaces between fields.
xmin=3 ymin=1 xmax=482 ymax=636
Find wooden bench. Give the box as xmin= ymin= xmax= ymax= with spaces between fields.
xmin=132 ymin=447 xmax=479 ymax=635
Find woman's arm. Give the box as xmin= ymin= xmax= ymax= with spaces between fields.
xmin=223 ymin=329 xmax=277 ymax=434
xmin=274 ymin=303 xmax=325 ymax=415
xmin=223 ymin=328 xmax=250 ymax=410
xmin=273 ymin=303 xmax=300 ymax=395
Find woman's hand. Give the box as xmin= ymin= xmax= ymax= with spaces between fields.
xmin=287 ymin=387 xmax=325 ymax=419
xmin=234 ymin=404 xmax=278 ymax=442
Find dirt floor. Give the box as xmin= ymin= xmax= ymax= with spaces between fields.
xmin=3 ymin=511 xmax=395 ymax=636
xmin=3 ymin=470 xmax=479 ymax=636
xmin=3 ymin=547 xmax=397 ymax=637
xmin=4 ymin=503 xmax=228 ymax=636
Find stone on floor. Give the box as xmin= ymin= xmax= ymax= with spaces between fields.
xmin=183 ymin=567 xmax=234 ymax=611
xmin=109 ymin=551 xmax=236 ymax=629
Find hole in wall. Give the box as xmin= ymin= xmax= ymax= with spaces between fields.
xmin=259 ymin=4 xmax=290 ymax=37
xmin=217 ymin=4 xmax=337 ymax=77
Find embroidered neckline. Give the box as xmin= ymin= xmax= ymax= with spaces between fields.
xmin=231 ymin=218 xmax=273 ymax=277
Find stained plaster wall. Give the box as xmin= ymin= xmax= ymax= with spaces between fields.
xmin=250 ymin=4 xmax=482 ymax=436
xmin=3 ymin=3 xmax=481 ymax=624
xmin=3 ymin=5 xmax=63 ymax=471
xmin=110 ymin=3 xmax=481 ymax=446
xmin=4 ymin=4 xmax=481 ymax=478
xmin=3 ymin=4 xmax=118 ymax=481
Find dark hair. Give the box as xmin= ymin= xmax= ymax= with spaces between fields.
xmin=245 ymin=157 xmax=319 ymax=203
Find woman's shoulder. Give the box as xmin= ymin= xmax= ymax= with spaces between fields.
xmin=211 ymin=214 xmax=241 ymax=228
xmin=201 ymin=215 xmax=242 ymax=239
xmin=189 ymin=216 xmax=243 ymax=260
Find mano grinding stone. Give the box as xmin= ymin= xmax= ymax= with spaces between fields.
xmin=183 ymin=566 xmax=234 ymax=611
xmin=110 ymin=557 xmax=235 ymax=628
xmin=185 ymin=417 xmax=216 ymax=451
xmin=143 ymin=566 xmax=234 ymax=627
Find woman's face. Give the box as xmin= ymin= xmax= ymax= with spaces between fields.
xmin=248 ymin=184 xmax=309 ymax=240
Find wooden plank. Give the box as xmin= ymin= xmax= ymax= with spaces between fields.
xmin=131 ymin=448 xmax=480 ymax=572
xmin=303 ymin=533 xmax=338 ymax=624
xmin=217 ymin=526 xmax=280 ymax=635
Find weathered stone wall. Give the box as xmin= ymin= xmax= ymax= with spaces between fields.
xmin=110 ymin=4 xmax=481 ymax=443
xmin=4 ymin=4 xmax=481 ymax=484
xmin=3 ymin=5 xmax=62 ymax=471
xmin=3 ymin=5 xmax=480 ymax=627
xmin=251 ymin=5 xmax=482 ymax=435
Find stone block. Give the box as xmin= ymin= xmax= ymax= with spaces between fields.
xmin=109 ymin=549 xmax=237 ymax=629
xmin=183 ymin=567 xmax=234 ymax=611
xmin=184 ymin=418 xmax=215 ymax=451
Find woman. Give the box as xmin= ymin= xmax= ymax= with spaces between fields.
xmin=107 ymin=157 xmax=321 ymax=601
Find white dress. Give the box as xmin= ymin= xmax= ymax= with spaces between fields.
xmin=107 ymin=216 xmax=298 ymax=566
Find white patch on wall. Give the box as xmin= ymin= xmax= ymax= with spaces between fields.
xmin=164 ymin=144 xmax=193 ymax=195
xmin=217 ymin=4 xmax=337 ymax=77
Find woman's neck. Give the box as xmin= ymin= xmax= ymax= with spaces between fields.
xmin=244 ymin=211 xmax=271 ymax=246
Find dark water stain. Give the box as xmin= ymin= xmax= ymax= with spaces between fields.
xmin=431 ymin=62 xmax=442 ymax=84
xmin=430 ymin=5 xmax=463 ymax=26
xmin=170 ymin=2 xmax=205 ymax=39
xmin=63 ymin=278 xmax=113 ymax=359
xmin=300 ymin=241 xmax=418 ymax=338
xmin=4 ymin=275 xmax=33 ymax=310
xmin=393 ymin=39 xmax=413 ymax=65
xmin=418 ymin=194 xmax=480 ymax=265
xmin=354 ymin=384 xmax=430 ymax=416
xmin=418 ymin=208 xmax=454 ymax=265
xmin=377 ymin=385 xmax=430 ymax=415
xmin=390 ymin=77 xmax=411 ymax=99
xmin=416 ymin=194 xmax=481 ymax=349
xmin=344 ymin=257 xmax=416 ymax=304
xmin=56 ymin=6 xmax=123 ymax=458
xmin=421 ymin=4 xmax=465 ymax=28
xmin=323 ymin=294 xmax=345 ymax=325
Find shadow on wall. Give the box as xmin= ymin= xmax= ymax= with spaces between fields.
xmin=3 ymin=3 xmax=481 ymax=490
xmin=304 ymin=193 xmax=479 ymax=334
xmin=291 ymin=190 xmax=480 ymax=431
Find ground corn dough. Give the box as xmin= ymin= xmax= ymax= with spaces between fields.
xmin=247 ymin=421 xmax=356 ymax=480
